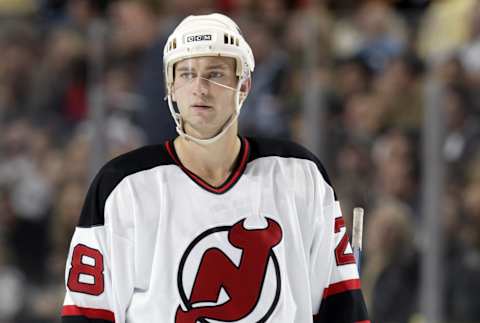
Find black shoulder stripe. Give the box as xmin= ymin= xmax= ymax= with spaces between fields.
xmin=62 ymin=317 xmax=113 ymax=323
xmin=78 ymin=144 xmax=175 ymax=227
xmin=314 ymin=289 xmax=369 ymax=323
xmin=246 ymin=137 xmax=337 ymax=200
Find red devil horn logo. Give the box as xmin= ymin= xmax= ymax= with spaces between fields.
xmin=176 ymin=218 xmax=283 ymax=323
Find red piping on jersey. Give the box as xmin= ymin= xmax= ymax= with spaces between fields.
xmin=62 ymin=305 xmax=115 ymax=322
xmin=165 ymin=137 xmax=250 ymax=194
xmin=355 ymin=321 xmax=371 ymax=323
xmin=323 ymin=279 xmax=361 ymax=298
xmin=334 ymin=217 xmax=345 ymax=233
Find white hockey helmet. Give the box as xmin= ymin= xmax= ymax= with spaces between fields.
xmin=163 ymin=13 xmax=255 ymax=144
xmin=163 ymin=13 xmax=255 ymax=89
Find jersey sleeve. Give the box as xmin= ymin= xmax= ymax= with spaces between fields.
xmin=61 ymin=167 xmax=136 ymax=323
xmin=308 ymin=165 xmax=369 ymax=323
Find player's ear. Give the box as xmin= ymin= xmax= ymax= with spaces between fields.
xmin=240 ymin=77 xmax=251 ymax=99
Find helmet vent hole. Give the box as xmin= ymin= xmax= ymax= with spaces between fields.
xmin=224 ymin=33 xmax=229 ymax=44
xmin=235 ymin=38 xmax=239 ymax=46
xmin=230 ymin=36 xmax=234 ymax=45
xmin=173 ymin=38 xmax=177 ymax=49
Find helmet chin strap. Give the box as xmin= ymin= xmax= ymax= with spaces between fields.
xmin=167 ymin=77 xmax=247 ymax=145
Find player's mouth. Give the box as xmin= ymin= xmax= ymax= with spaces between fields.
xmin=191 ymin=104 xmax=213 ymax=110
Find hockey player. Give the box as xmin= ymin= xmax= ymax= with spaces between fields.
xmin=61 ymin=13 xmax=369 ymax=323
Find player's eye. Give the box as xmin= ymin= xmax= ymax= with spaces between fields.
xmin=208 ymin=71 xmax=224 ymax=79
xmin=180 ymin=72 xmax=196 ymax=80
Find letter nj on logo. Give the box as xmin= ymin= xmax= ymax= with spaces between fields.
xmin=176 ymin=217 xmax=283 ymax=323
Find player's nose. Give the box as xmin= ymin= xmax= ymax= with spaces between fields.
xmin=192 ymin=76 xmax=209 ymax=96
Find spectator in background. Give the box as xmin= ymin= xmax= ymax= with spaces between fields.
xmin=283 ymin=0 xmax=333 ymax=67
xmin=448 ymin=162 xmax=480 ymax=322
xmin=332 ymin=0 xmax=407 ymax=72
xmin=60 ymin=131 xmax=90 ymax=184
xmin=254 ymin=0 xmax=289 ymax=38
xmin=329 ymin=91 xmax=387 ymax=220
xmin=0 ymin=236 xmax=25 ymax=323
xmin=443 ymin=85 xmax=480 ymax=177
xmin=418 ymin=0 xmax=477 ymax=63
xmin=0 ymin=0 xmax=35 ymax=17
xmin=219 ymin=0 xmax=254 ymax=20
xmin=49 ymin=180 xmax=86 ymax=280
xmin=28 ymin=28 xmax=86 ymax=134
xmin=460 ymin=0 xmax=480 ymax=117
xmin=438 ymin=54 xmax=468 ymax=88
xmin=127 ymin=0 xmax=177 ymax=145
xmin=282 ymin=1 xmax=334 ymax=144
xmin=0 ymin=21 xmax=37 ymax=123
xmin=108 ymin=0 xmax=160 ymax=64
xmin=460 ymin=1 xmax=480 ymax=73
xmin=327 ymin=89 xmax=386 ymax=212
xmin=322 ymin=55 xmax=373 ymax=171
xmin=371 ymin=129 xmax=420 ymax=215
xmin=333 ymin=55 xmax=373 ymax=105
xmin=342 ymin=91 xmax=387 ymax=145
xmin=333 ymin=141 xmax=372 ymax=230
xmin=375 ymin=53 xmax=425 ymax=131
xmin=363 ymin=199 xmax=419 ymax=323
xmin=354 ymin=1 xmax=406 ymax=73
xmin=238 ymin=17 xmax=291 ymax=138
xmin=0 ymin=120 xmax=53 ymax=285
xmin=59 ymin=0 xmax=110 ymax=32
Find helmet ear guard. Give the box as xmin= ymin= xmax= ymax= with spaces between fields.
xmin=238 ymin=77 xmax=251 ymax=101
xmin=163 ymin=13 xmax=255 ymax=145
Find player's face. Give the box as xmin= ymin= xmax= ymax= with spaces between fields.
xmin=172 ymin=56 xmax=239 ymax=139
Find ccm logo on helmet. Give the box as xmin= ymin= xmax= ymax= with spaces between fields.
xmin=186 ymin=34 xmax=212 ymax=43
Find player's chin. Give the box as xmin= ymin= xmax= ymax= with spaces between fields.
xmin=188 ymin=109 xmax=217 ymax=124
xmin=187 ymin=113 xmax=216 ymax=126
xmin=186 ymin=121 xmax=221 ymax=138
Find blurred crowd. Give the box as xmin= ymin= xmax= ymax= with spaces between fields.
xmin=0 ymin=0 xmax=479 ymax=322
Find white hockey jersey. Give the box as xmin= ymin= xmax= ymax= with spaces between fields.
xmin=61 ymin=137 xmax=369 ymax=323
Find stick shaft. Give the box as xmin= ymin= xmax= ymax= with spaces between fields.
xmin=352 ymin=207 xmax=364 ymax=273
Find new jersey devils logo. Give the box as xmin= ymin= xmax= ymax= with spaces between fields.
xmin=176 ymin=217 xmax=283 ymax=323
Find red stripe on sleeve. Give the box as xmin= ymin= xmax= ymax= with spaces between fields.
xmin=323 ymin=279 xmax=361 ymax=298
xmin=355 ymin=320 xmax=371 ymax=323
xmin=61 ymin=305 xmax=115 ymax=322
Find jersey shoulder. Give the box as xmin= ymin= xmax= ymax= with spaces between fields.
xmin=78 ymin=144 xmax=174 ymax=227
xmin=101 ymin=143 xmax=173 ymax=175
xmin=247 ymin=137 xmax=334 ymax=188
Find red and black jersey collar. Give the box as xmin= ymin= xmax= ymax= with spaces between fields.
xmin=164 ymin=137 xmax=250 ymax=194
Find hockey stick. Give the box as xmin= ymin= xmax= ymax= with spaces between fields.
xmin=352 ymin=207 xmax=364 ymax=273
